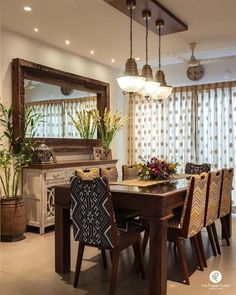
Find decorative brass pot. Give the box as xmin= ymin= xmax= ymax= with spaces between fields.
xmin=0 ymin=196 xmax=26 ymax=242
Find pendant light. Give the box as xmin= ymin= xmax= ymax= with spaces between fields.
xmin=152 ymin=20 xmax=172 ymax=100
xmin=139 ymin=10 xmax=160 ymax=98
xmin=117 ymin=0 xmax=145 ymax=93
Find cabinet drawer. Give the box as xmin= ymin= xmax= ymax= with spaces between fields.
xmin=45 ymin=170 xmax=65 ymax=181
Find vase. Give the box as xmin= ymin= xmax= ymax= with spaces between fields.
xmin=101 ymin=147 xmax=112 ymax=160
xmin=0 ymin=196 xmax=26 ymax=242
xmin=33 ymin=143 xmax=52 ymax=164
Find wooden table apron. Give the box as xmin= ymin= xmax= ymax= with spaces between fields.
xmin=54 ymin=184 xmax=187 ymax=295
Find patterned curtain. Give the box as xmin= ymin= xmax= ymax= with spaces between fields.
xmin=26 ymin=96 xmax=97 ymax=138
xmin=128 ymin=82 xmax=236 ymax=207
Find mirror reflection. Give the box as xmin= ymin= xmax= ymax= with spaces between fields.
xmin=24 ymin=79 xmax=97 ymax=138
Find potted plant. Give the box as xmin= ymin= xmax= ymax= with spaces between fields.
xmin=0 ymin=103 xmax=42 ymax=241
xmin=92 ymin=108 xmax=129 ymax=160
xmin=69 ymin=109 xmax=97 ymax=139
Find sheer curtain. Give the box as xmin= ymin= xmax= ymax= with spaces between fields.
xmin=128 ymin=82 xmax=236 ymax=207
xmin=26 ymin=96 xmax=97 ymax=138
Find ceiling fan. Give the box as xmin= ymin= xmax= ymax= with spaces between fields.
xmin=171 ymin=42 xmax=236 ymax=67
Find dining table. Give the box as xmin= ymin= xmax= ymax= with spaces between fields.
xmin=54 ymin=176 xmax=190 ymax=295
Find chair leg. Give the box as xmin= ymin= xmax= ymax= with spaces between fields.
xmin=176 ymin=238 xmax=190 ymax=285
xmin=142 ymin=228 xmax=149 ymax=256
xmin=132 ymin=238 xmax=146 ymax=279
xmin=73 ymin=242 xmax=85 ymax=288
xmin=109 ymin=248 xmax=120 ymax=295
xmin=101 ymin=249 xmax=107 ymax=269
xmin=197 ymin=232 xmax=207 ymax=267
xmin=206 ymin=225 xmax=217 ymax=256
xmin=220 ymin=217 xmax=230 ymax=246
xmin=211 ymin=223 xmax=221 ymax=255
xmin=191 ymin=235 xmax=204 ymax=271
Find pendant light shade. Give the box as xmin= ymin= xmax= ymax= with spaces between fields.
xmin=153 ymin=20 xmax=172 ymax=100
xmin=117 ymin=0 xmax=145 ymax=93
xmin=138 ymin=10 xmax=160 ymax=98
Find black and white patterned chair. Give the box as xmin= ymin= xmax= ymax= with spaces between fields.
xmin=185 ymin=163 xmax=211 ymax=175
xmin=71 ymin=176 xmax=145 ymax=294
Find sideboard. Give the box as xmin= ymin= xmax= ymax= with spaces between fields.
xmin=23 ymin=159 xmax=117 ymax=234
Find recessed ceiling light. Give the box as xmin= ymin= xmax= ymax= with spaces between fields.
xmin=135 ymin=57 xmax=140 ymax=61
xmin=90 ymin=50 xmax=94 ymax=55
xmin=65 ymin=40 xmax=70 ymax=45
xmin=34 ymin=28 xmax=39 ymax=32
xmin=111 ymin=59 xmax=115 ymax=63
xmin=24 ymin=6 xmax=32 ymax=11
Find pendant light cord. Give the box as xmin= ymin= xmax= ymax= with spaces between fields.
xmin=145 ymin=16 xmax=148 ymax=65
xmin=158 ymin=24 xmax=161 ymax=70
xmin=130 ymin=6 xmax=133 ymax=59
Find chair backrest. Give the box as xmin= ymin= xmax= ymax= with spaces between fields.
xmin=180 ymin=173 xmax=208 ymax=238
xmin=218 ymin=168 xmax=234 ymax=218
xmin=100 ymin=167 xmax=118 ymax=182
xmin=204 ymin=170 xmax=222 ymax=227
xmin=71 ymin=176 xmax=119 ymax=249
xmin=122 ymin=164 xmax=139 ymax=180
xmin=185 ymin=163 xmax=211 ymax=175
xmin=75 ymin=168 xmax=100 ymax=180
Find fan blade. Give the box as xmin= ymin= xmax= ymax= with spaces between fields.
xmin=167 ymin=51 xmax=189 ymax=63
xmin=199 ymin=55 xmax=236 ymax=65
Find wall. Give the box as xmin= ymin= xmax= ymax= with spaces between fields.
xmin=1 ymin=28 xmax=126 ymax=171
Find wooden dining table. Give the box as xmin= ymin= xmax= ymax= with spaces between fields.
xmin=54 ymin=177 xmax=189 ymax=295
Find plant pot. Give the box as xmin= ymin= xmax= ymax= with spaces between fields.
xmin=100 ymin=148 xmax=112 ymax=160
xmin=0 ymin=196 xmax=26 ymax=242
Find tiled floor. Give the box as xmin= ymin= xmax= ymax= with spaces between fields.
xmin=1 ymin=218 xmax=236 ymax=295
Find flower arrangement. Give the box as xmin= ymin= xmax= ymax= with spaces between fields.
xmin=92 ymin=108 xmax=129 ymax=150
xmin=138 ymin=157 xmax=178 ymax=181
xmin=69 ymin=109 xmax=96 ymax=139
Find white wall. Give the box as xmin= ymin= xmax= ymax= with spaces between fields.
xmin=1 ymin=28 xmax=126 ymax=170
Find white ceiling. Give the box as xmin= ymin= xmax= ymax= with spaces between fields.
xmin=2 ymin=0 xmax=236 ymax=70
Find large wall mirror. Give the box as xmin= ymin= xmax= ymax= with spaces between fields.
xmin=12 ymin=58 xmax=110 ymax=147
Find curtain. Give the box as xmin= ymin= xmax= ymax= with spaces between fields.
xmin=128 ymin=82 xmax=236 ymax=207
xmin=26 ymin=96 xmax=97 ymax=138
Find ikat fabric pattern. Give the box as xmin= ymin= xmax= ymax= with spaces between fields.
xmin=180 ymin=174 xmax=208 ymax=238
xmin=100 ymin=167 xmax=118 ymax=182
xmin=205 ymin=170 xmax=222 ymax=226
xmin=71 ymin=176 xmax=116 ymax=248
xmin=219 ymin=168 xmax=234 ymax=218
xmin=185 ymin=163 xmax=211 ymax=175
xmin=75 ymin=168 xmax=100 ymax=180
xmin=128 ymin=86 xmax=236 ymax=207
xmin=122 ymin=164 xmax=140 ymax=180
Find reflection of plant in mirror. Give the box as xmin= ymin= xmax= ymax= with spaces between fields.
xmin=69 ymin=110 xmax=97 ymax=139
xmin=0 ymin=103 xmax=44 ymax=198
xmin=92 ymin=108 xmax=129 ymax=149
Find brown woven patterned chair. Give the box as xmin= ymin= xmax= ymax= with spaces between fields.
xmin=167 ymin=174 xmax=208 ymax=285
xmin=218 ymin=168 xmax=234 ymax=246
xmin=71 ymin=176 xmax=145 ymax=294
xmin=100 ymin=167 xmax=118 ymax=182
xmin=122 ymin=164 xmax=140 ymax=180
xmin=204 ymin=170 xmax=222 ymax=256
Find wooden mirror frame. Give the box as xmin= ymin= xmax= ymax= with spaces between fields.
xmin=12 ymin=58 xmax=110 ymax=147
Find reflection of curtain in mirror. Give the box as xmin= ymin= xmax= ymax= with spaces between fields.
xmin=26 ymin=96 xmax=97 ymax=138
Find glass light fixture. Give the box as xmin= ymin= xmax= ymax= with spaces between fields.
xmin=139 ymin=10 xmax=160 ymax=98
xmin=152 ymin=20 xmax=172 ymax=100
xmin=117 ymin=0 xmax=145 ymax=93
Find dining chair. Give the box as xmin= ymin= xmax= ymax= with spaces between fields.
xmin=185 ymin=162 xmax=211 ymax=175
xmin=75 ymin=168 xmax=100 ymax=179
xmin=71 ymin=176 xmax=145 ymax=295
xmin=100 ymin=167 xmax=118 ymax=182
xmin=167 ymin=173 xmax=208 ymax=285
xmin=218 ymin=168 xmax=234 ymax=246
xmin=204 ymin=170 xmax=222 ymax=256
xmin=122 ymin=164 xmax=140 ymax=180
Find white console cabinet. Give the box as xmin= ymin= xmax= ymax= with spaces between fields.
xmin=23 ymin=160 xmax=117 ymax=234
